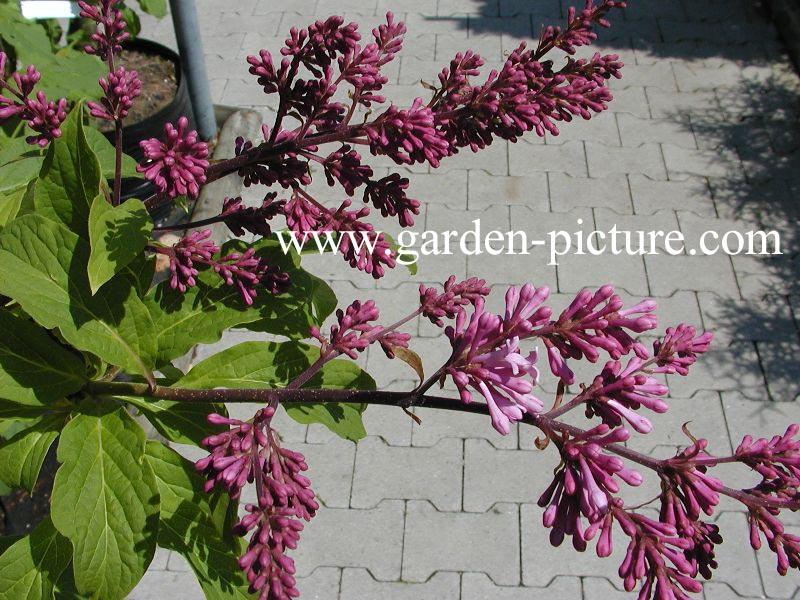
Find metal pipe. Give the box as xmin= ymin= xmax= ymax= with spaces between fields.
xmin=168 ymin=0 xmax=217 ymax=140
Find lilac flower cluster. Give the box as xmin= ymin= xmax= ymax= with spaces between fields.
xmin=78 ymin=0 xmax=129 ymax=61
xmin=88 ymin=66 xmax=141 ymax=122
xmin=538 ymin=425 xmax=641 ymax=550
xmin=197 ymin=408 xmax=317 ymax=600
xmin=138 ymin=117 xmax=210 ymax=199
xmin=154 ymin=229 xmax=288 ymax=305
xmin=221 ymin=194 xmax=286 ymax=238
xmin=0 ymin=55 xmax=67 ymax=147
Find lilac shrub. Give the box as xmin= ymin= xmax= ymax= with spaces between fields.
xmin=0 ymin=2 xmax=796 ymax=600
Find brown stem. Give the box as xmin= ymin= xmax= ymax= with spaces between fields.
xmin=84 ymin=379 xmax=799 ymax=512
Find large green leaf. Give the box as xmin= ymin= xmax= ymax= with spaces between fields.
xmin=82 ymin=126 xmax=140 ymax=180
xmin=51 ymin=402 xmax=159 ymax=599
xmin=0 ymin=415 xmax=62 ymax=492
xmin=87 ymin=195 xmax=152 ymax=294
xmin=0 ymin=309 xmax=87 ymax=406
xmin=0 ymin=184 xmax=26 ymax=227
xmin=0 ymin=5 xmax=105 ymax=102
xmin=34 ymin=106 xmax=102 ymax=238
xmin=145 ymin=441 xmax=251 ymax=599
xmin=0 ymin=136 xmax=40 ymax=168
xmin=0 ymin=517 xmax=72 ymax=600
xmin=0 ymin=155 xmax=43 ymax=193
xmin=178 ymin=341 xmax=375 ymax=442
xmin=146 ymin=243 xmax=335 ymax=366
xmin=124 ymin=396 xmax=223 ymax=446
xmin=0 ymin=214 xmax=157 ymax=376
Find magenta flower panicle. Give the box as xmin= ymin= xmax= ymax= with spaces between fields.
xmin=138 ymin=116 xmax=210 ymax=199
xmin=310 ymin=299 xmax=381 ymax=359
xmin=78 ymin=0 xmax=129 ymax=60
xmin=0 ymin=57 xmax=67 ymax=147
xmin=88 ymin=66 xmax=141 ymax=122
xmin=445 ymin=298 xmax=542 ymax=435
xmin=419 ymin=276 xmax=490 ymax=326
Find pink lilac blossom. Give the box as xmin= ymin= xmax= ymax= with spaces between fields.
xmin=660 ymin=488 xmax=722 ymax=581
xmin=0 ymin=57 xmax=67 ymax=147
xmin=78 ymin=0 xmax=129 ymax=60
xmin=310 ymin=299 xmax=381 ymax=359
xmin=747 ymin=505 xmax=800 ymax=575
xmin=317 ymin=200 xmax=396 ymax=278
xmin=614 ymin=508 xmax=704 ymax=600
xmin=537 ymin=0 xmax=626 ymax=56
xmin=584 ymin=357 xmax=669 ymax=434
xmin=157 ymin=229 xmax=287 ymax=304
xmin=88 ymin=66 xmax=141 ymax=121
xmin=736 ymin=425 xmax=800 ymax=496
xmin=321 ymin=145 xmax=373 ymax=195
xmin=661 ymin=440 xmax=724 ymax=520
xmin=221 ymin=194 xmax=286 ymax=238
xmin=538 ymin=425 xmax=641 ymax=550
xmin=363 ymin=173 xmax=420 ymax=227
xmin=138 ymin=116 xmax=210 ymax=198
xmin=652 ymin=324 xmax=714 ymax=376
xmin=197 ymin=408 xmax=317 ymax=600
xmin=541 ymin=286 xmax=657 ymax=384
xmin=365 ymin=98 xmax=452 ymax=167
xmin=445 ymin=298 xmax=542 ymax=434
xmin=419 ymin=276 xmax=491 ymax=326
xmin=235 ymin=130 xmax=310 ymax=189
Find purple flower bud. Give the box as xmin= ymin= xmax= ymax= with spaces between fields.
xmin=311 ymin=299 xmax=382 ymax=359
xmin=138 ymin=117 xmax=209 ymax=199
xmin=78 ymin=0 xmax=129 ymax=60
xmin=88 ymin=66 xmax=141 ymax=121
xmin=419 ymin=276 xmax=490 ymax=326
xmin=221 ymin=194 xmax=286 ymax=238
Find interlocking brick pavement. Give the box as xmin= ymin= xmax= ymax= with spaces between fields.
xmin=133 ymin=0 xmax=800 ymax=598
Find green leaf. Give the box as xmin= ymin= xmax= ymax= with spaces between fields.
xmin=283 ymin=402 xmax=368 ymax=442
xmin=51 ymin=402 xmax=159 ymax=599
xmin=87 ymin=195 xmax=152 ymax=294
xmin=178 ymin=341 xmax=375 ymax=442
xmin=0 ymin=517 xmax=72 ymax=600
xmin=0 ymin=214 xmax=157 ymax=376
xmin=0 ymin=184 xmax=26 ymax=228
xmin=136 ymin=0 xmax=167 ymax=18
xmin=34 ymin=105 xmax=102 ymax=238
xmin=0 ymin=6 xmax=105 ymax=102
xmin=82 ymin=126 xmax=140 ymax=180
xmin=124 ymin=396 xmax=223 ymax=446
xmin=0 ymin=415 xmax=62 ymax=492
xmin=146 ymin=244 xmax=335 ymax=365
xmin=145 ymin=441 xmax=252 ymax=599
xmin=0 ymin=309 xmax=87 ymax=406
xmin=0 ymin=155 xmax=43 ymax=193
xmin=0 ymin=136 xmax=40 ymax=168
xmin=0 ymin=536 xmax=23 ymax=556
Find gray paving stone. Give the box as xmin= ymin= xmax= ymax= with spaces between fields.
xmin=351 ymin=437 xmax=463 ymax=510
xmin=672 ymin=63 xmax=744 ymax=92
xmin=129 ymin=569 xmax=203 ymax=599
xmin=644 ymin=253 xmax=739 ymax=297
xmin=411 ymin=406 xmax=520 ymax=450
xmin=586 ymin=142 xmax=667 ymax=180
xmin=582 ymin=577 xmax=634 ymax=600
xmin=296 ymin=567 xmax=342 ymax=600
xmin=617 ymin=113 xmax=697 ymax=149
xmin=297 ymin=438 xmax=356 ymax=508
xmin=340 ymin=568 xmax=459 ymax=599
xmin=520 ymin=503 xmax=627 ymax=588
xmin=407 ymin=170 xmax=469 ymax=206
xmin=544 ymin=111 xmax=622 ymax=147
xmin=757 ymin=341 xmax=800 ymax=402
xmin=403 ymin=500 xmax=521 ymax=584
xmin=461 ymin=573 xmax=583 ymax=599
xmin=663 ymin=145 xmax=742 ymax=179
xmin=463 ymin=440 xmax=545 ymax=512
xmin=629 ymin=175 xmax=715 ymax=216
xmin=509 ymin=140 xmax=589 ymax=177
xmin=294 ymin=500 xmax=405 ymax=580
xmin=607 ymin=85 xmax=651 ymax=118
xmin=468 ymin=171 xmax=549 ymax=210
xmin=756 ymin=521 xmax=800 ymax=599
xmin=614 ymin=63 xmax=678 ymax=90
xmin=549 ymin=173 xmax=633 ymax=213
xmin=440 ymin=141 xmax=509 ymax=175
xmin=697 ymin=292 xmax=797 ymax=345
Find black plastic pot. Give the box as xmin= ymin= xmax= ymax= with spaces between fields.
xmin=104 ymin=38 xmax=196 ymax=216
